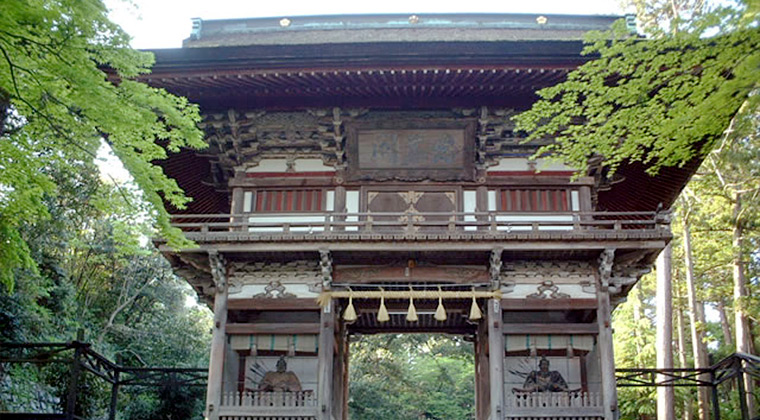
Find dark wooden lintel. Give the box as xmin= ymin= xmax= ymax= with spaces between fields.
xmin=501 ymin=298 xmax=597 ymax=310
xmin=226 ymin=322 xmax=320 ymax=335
xmin=502 ymin=323 xmax=598 ymax=335
xmin=227 ymin=298 xmax=320 ymax=311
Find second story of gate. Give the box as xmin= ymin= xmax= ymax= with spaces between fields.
xmin=144 ymin=14 xmax=692 ymax=251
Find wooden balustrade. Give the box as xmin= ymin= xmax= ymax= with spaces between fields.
xmin=504 ymin=391 xmax=604 ymax=418
xmin=169 ymin=210 xmax=669 ymax=236
xmin=221 ymin=390 xmax=317 ymax=407
xmin=218 ymin=390 xmax=318 ymax=418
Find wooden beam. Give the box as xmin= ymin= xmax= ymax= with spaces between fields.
xmin=476 ymin=317 xmax=490 ymax=420
xmin=205 ymin=253 xmax=228 ymax=420
xmin=656 ymin=244 xmax=675 ymax=420
xmin=317 ymin=300 xmax=335 ymax=420
xmin=334 ymin=265 xmax=488 ymax=284
xmin=502 ymin=323 xmax=598 ymax=335
xmin=596 ymin=259 xmax=618 ymax=420
xmin=487 ymin=298 xmax=504 ymax=420
xmin=501 ymin=298 xmax=597 ymax=310
xmin=227 ymin=298 xmax=320 ymax=311
xmin=226 ymin=323 xmax=320 ymax=335
xmin=166 ymin=239 xmax=669 ymax=254
xmin=347 ymin=325 xmax=476 ymax=335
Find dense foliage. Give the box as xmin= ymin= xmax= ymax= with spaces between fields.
xmin=514 ymin=4 xmax=759 ymax=176
xmin=0 ymin=157 xmax=211 ymax=417
xmin=349 ymin=334 xmax=475 ymax=420
xmin=0 ymin=0 xmax=206 ymax=292
xmin=0 ymin=2 xmax=210 ymax=415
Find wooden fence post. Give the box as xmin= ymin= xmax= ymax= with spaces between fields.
xmin=108 ymin=354 xmax=121 ymax=420
xmin=66 ymin=329 xmax=85 ymax=420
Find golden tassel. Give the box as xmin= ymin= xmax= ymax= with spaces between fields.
xmin=377 ymin=290 xmax=390 ymax=322
xmin=434 ymin=287 xmax=447 ymax=321
xmin=406 ymin=290 xmax=418 ymax=322
xmin=469 ymin=290 xmax=482 ymax=320
xmin=343 ymin=290 xmax=357 ymax=322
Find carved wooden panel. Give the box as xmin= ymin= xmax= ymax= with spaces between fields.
xmin=366 ymin=190 xmax=457 ymax=232
xmin=345 ymin=120 xmax=476 ymax=181
xmin=333 ymin=265 xmax=488 ymax=284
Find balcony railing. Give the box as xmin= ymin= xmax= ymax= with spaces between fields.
xmin=169 ymin=211 xmax=669 ymax=238
xmin=219 ymin=390 xmax=318 ymax=418
xmin=505 ymin=391 xmax=604 ymax=418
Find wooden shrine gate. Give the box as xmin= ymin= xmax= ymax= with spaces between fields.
xmin=140 ymin=12 xmax=715 ymax=420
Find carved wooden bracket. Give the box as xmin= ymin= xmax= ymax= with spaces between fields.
xmin=208 ymin=251 xmax=227 ymax=293
xmin=319 ymin=249 xmax=333 ymax=288
xmin=597 ymin=248 xmax=615 ymax=289
xmin=489 ymin=248 xmax=503 ymax=289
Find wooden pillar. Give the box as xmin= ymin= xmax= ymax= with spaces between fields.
xmin=656 ymin=244 xmax=675 ymax=420
xmin=332 ymin=315 xmax=347 ymax=420
xmin=65 ymin=329 xmax=85 ymax=420
xmin=230 ymin=187 xmax=244 ymax=231
xmin=335 ymin=186 xmax=346 ymax=212
xmin=342 ymin=328 xmax=350 ymax=420
xmin=710 ymin=367 xmax=721 ymax=420
xmin=334 ymin=186 xmax=346 ymax=232
xmin=579 ymin=185 xmax=592 ymax=212
xmin=487 ymin=298 xmax=504 ymax=420
xmin=108 ymin=367 xmax=120 ymax=420
xmin=318 ymin=299 xmax=336 ymax=420
xmin=476 ymin=317 xmax=491 ymax=420
xmin=476 ymin=186 xmax=489 ymax=232
xmin=205 ymin=252 xmax=228 ymax=420
xmin=597 ymin=250 xmax=618 ymax=420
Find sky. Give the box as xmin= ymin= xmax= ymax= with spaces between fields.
xmin=106 ymin=0 xmax=627 ymax=49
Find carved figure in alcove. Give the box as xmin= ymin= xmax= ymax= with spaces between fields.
xmin=258 ymin=356 xmax=302 ymax=392
xmin=513 ymin=358 xmax=569 ymax=393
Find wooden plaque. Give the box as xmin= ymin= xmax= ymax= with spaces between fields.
xmin=345 ymin=120 xmax=476 ymax=181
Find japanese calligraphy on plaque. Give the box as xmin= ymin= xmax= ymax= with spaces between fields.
xmin=346 ymin=120 xmax=476 ymax=181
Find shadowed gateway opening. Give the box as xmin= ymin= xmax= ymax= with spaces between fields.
xmin=349 ymin=334 xmax=475 ymax=420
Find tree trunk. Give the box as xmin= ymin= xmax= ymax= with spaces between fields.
xmin=732 ymin=192 xmax=755 ymax=416
xmin=0 ymin=89 xmax=8 ymax=136
xmin=675 ymin=295 xmax=694 ymax=420
xmin=657 ymin=244 xmax=675 ymax=420
xmin=632 ymin=282 xmax=644 ymax=357
xmin=717 ymin=300 xmax=733 ymax=346
xmin=683 ymin=217 xmax=710 ymax=420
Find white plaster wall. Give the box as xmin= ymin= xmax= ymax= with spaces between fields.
xmin=294 ymin=158 xmax=335 ymax=172
xmin=245 ymin=158 xmax=335 ymax=173
xmin=487 ymin=158 xmax=575 ymax=172
xmin=246 ymin=159 xmax=289 ymax=172
xmin=489 ymin=158 xmax=530 ymax=171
